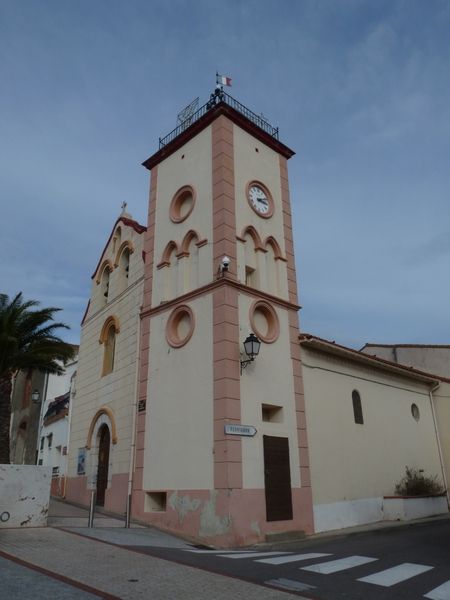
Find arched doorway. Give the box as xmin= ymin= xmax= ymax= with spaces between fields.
xmin=96 ymin=425 xmax=110 ymax=506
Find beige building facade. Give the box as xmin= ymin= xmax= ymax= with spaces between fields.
xmin=65 ymin=91 xmax=448 ymax=546
xmin=66 ymin=213 xmax=145 ymax=513
xmin=301 ymin=334 xmax=448 ymax=532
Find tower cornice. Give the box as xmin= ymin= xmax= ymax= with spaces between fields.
xmin=142 ymin=101 xmax=295 ymax=171
xmin=139 ymin=277 xmax=301 ymax=319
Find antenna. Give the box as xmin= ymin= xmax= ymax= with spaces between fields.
xmin=177 ymin=97 xmax=200 ymax=130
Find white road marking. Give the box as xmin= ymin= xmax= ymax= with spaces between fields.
xmin=302 ymin=555 xmax=377 ymax=574
xmin=265 ymin=578 xmax=316 ymax=593
xmin=358 ymin=563 xmax=433 ymax=586
xmin=257 ymin=553 xmax=332 ymax=565
xmin=424 ymin=580 xmax=450 ymax=599
xmin=185 ymin=549 xmax=255 ymax=554
xmin=218 ymin=551 xmax=291 ymax=559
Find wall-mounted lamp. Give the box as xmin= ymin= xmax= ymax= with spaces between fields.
xmin=31 ymin=389 xmax=41 ymax=403
xmin=240 ymin=333 xmax=261 ymax=374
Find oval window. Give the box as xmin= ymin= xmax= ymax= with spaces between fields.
xmin=249 ymin=300 xmax=279 ymax=343
xmin=169 ymin=186 xmax=196 ymax=223
xmin=166 ymin=305 xmax=195 ymax=348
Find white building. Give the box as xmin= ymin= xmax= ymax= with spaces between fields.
xmin=37 ymin=351 xmax=78 ymax=496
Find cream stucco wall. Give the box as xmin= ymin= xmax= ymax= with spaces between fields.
xmin=432 ymin=381 xmax=450 ymax=497
xmin=302 ymin=347 xmax=444 ymax=510
xmin=233 ymin=126 xmax=288 ymax=300
xmin=144 ymin=295 xmax=214 ymax=490
xmin=67 ymin=223 xmax=144 ymax=485
xmin=239 ymin=294 xmax=300 ymax=489
xmin=152 ymin=127 xmax=213 ymax=305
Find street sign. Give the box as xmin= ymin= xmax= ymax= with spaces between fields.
xmin=224 ymin=424 xmax=257 ymax=437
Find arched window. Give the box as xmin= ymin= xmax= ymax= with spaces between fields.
xmin=157 ymin=241 xmax=179 ymax=302
xmin=117 ymin=246 xmax=131 ymax=294
xmin=352 ymin=390 xmax=364 ymax=424
xmin=101 ymin=268 xmax=111 ymax=304
xmin=99 ymin=316 xmax=120 ymax=376
xmin=112 ymin=226 xmax=121 ymax=253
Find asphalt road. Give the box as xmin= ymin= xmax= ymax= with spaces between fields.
xmin=126 ymin=518 xmax=450 ymax=600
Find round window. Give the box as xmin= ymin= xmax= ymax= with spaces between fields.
xmin=411 ymin=403 xmax=420 ymax=421
xmin=249 ymin=300 xmax=279 ymax=343
xmin=166 ymin=305 xmax=195 ymax=348
xmin=169 ymin=186 xmax=196 ymax=223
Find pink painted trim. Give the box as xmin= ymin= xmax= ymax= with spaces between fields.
xmin=279 ymin=156 xmax=298 ymax=305
xmin=212 ymin=115 xmax=242 ymax=490
xmin=249 ymin=300 xmax=280 ymax=343
xmin=246 ymin=180 xmax=274 ymax=219
xmin=143 ymin=102 xmax=295 ymax=171
xmin=141 ymin=278 xmax=300 ymax=319
xmin=165 ymin=304 xmax=195 ymax=348
xmin=238 ymin=225 xmax=265 ymax=251
xmin=264 ymin=235 xmax=286 ymax=261
xmin=156 ymin=260 xmax=170 ymax=270
xmin=180 ymin=229 xmax=201 ymax=253
xmin=169 ymin=185 xmax=196 ymax=223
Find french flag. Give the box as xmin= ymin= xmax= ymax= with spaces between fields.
xmin=217 ymin=73 xmax=232 ymax=87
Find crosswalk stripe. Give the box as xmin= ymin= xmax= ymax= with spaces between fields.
xmin=424 ymin=580 xmax=450 ymax=599
xmin=185 ymin=549 xmax=255 ymax=554
xmin=358 ymin=563 xmax=433 ymax=586
xmin=265 ymin=578 xmax=317 ymax=593
xmin=217 ymin=551 xmax=291 ymax=559
xmin=302 ymin=555 xmax=377 ymax=574
xmin=257 ymin=553 xmax=332 ymax=565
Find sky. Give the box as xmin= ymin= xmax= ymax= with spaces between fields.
xmin=1 ymin=0 xmax=449 ymax=348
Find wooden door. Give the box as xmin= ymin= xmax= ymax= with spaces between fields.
xmin=263 ymin=435 xmax=293 ymax=521
xmin=96 ymin=425 xmax=110 ymax=506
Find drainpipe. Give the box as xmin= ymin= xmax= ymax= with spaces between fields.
xmin=63 ymin=368 xmax=77 ymax=498
xmin=36 ymin=372 xmax=50 ymax=464
xmin=126 ymin=310 xmax=141 ymax=527
xmin=429 ymin=381 xmax=449 ymax=506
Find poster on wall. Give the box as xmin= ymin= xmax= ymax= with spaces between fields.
xmin=77 ymin=448 xmax=86 ymax=475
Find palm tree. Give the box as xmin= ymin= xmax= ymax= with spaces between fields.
xmin=0 ymin=292 xmax=75 ymax=464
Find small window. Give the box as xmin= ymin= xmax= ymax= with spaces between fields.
xmin=145 ymin=492 xmax=167 ymax=512
xmin=411 ymin=403 xmax=420 ymax=421
xmin=102 ymin=325 xmax=116 ymax=375
xmin=262 ymin=404 xmax=283 ymax=423
xmin=101 ymin=269 xmax=111 ymax=303
xmin=100 ymin=316 xmax=120 ymax=376
xmin=352 ymin=390 xmax=364 ymax=424
xmin=245 ymin=265 xmax=255 ymax=286
xmin=47 ymin=433 xmax=53 ymax=448
xmin=40 ymin=437 xmax=44 ymax=450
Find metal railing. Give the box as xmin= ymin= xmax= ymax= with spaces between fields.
xmin=159 ymin=91 xmax=279 ymax=149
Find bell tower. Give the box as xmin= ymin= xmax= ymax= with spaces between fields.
xmin=132 ymin=87 xmax=314 ymax=546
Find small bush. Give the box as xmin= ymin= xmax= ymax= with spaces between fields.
xmin=395 ymin=466 xmax=445 ymax=496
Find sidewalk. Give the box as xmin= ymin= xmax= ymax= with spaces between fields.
xmin=0 ymin=498 xmax=303 ymax=600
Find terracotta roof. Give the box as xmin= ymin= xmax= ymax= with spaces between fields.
xmin=44 ymin=391 xmax=70 ymax=420
xmin=299 ymin=333 xmax=450 ymax=385
xmin=360 ymin=343 xmax=450 ymax=350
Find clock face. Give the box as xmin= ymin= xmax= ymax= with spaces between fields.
xmin=247 ymin=183 xmax=273 ymax=217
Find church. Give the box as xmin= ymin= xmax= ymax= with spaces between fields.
xmin=65 ymin=87 xmax=450 ymax=547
